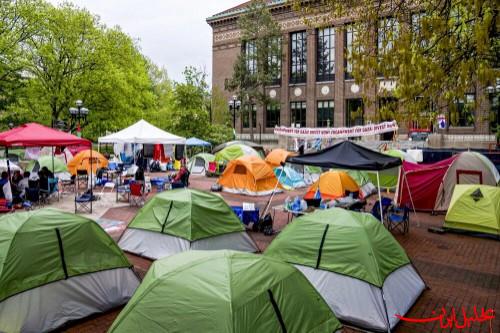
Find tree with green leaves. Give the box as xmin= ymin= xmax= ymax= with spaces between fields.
xmin=0 ymin=0 xmax=44 ymax=113
xmin=225 ymin=0 xmax=282 ymax=140
xmin=293 ymin=0 xmax=499 ymax=129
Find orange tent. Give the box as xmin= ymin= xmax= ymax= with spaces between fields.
xmin=265 ymin=149 xmax=296 ymax=168
xmin=67 ymin=150 xmax=108 ymax=175
xmin=304 ymin=171 xmax=360 ymax=200
xmin=219 ymin=156 xmax=282 ymax=196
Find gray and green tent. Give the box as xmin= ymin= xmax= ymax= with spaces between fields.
xmin=0 ymin=208 xmax=139 ymax=333
xmin=188 ymin=153 xmax=215 ymax=175
xmin=118 ymin=188 xmax=258 ymax=259
xmin=444 ymin=184 xmax=500 ymax=236
xmin=108 ymin=250 xmax=342 ymax=333
xmin=265 ymin=208 xmax=425 ymax=332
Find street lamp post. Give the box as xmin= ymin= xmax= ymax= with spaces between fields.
xmin=228 ymin=95 xmax=241 ymax=135
xmin=69 ymin=100 xmax=90 ymax=137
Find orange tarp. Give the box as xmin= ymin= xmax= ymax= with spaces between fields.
xmin=304 ymin=171 xmax=360 ymax=200
xmin=67 ymin=150 xmax=108 ymax=175
xmin=265 ymin=149 xmax=296 ymax=168
xmin=219 ymin=156 xmax=281 ymax=196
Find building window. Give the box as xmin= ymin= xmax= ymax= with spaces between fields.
xmin=317 ymin=100 xmax=334 ymax=127
xmin=268 ymin=36 xmax=282 ymax=85
xmin=242 ymin=104 xmax=257 ymax=128
xmin=317 ymin=27 xmax=335 ymax=82
xmin=290 ymin=101 xmax=306 ymax=127
xmin=344 ymin=24 xmax=357 ymax=80
xmin=377 ymin=17 xmax=398 ymax=56
xmin=346 ymin=98 xmax=364 ymax=126
xmin=245 ymin=41 xmax=257 ymax=75
xmin=290 ymin=31 xmax=307 ymax=84
xmin=411 ymin=12 xmax=427 ymax=47
xmin=452 ymin=94 xmax=475 ymax=127
xmin=266 ymin=103 xmax=280 ymax=128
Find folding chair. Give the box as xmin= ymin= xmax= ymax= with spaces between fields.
xmin=75 ymin=193 xmax=92 ymax=213
xmin=129 ymin=183 xmax=146 ymax=206
xmin=371 ymin=197 xmax=392 ymax=222
xmin=387 ymin=205 xmax=410 ymax=234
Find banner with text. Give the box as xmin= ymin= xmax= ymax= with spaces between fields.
xmin=274 ymin=121 xmax=398 ymax=139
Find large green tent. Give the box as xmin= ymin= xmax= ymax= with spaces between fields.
xmin=265 ymin=208 xmax=425 ymax=332
xmin=108 ymin=250 xmax=342 ymax=333
xmin=118 ymin=188 xmax=257 ymax=259
xmin=214 ymin=144 xmax=260 ymax=163
xmin=444 ymin=184 xmax=500 ymax=236
xmin=0 ymin=208 xmax=139 ymax=333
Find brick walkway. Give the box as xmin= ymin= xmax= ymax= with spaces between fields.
xmin=63 ymin=175 xmax=499 ymax=333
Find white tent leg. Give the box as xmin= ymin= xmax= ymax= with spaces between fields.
xmin=376 ymin=171 xmax=384 ymax=223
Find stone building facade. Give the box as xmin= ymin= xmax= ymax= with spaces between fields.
xmin=207 ymin=1 xmax=497 ymax=142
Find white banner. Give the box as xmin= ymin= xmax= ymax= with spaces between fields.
xmin=274 ymin=121 xmax=398 ymax=139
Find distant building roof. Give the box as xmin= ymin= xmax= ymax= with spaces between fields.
xmin=206 ymin=0 xmax=286 ymax=23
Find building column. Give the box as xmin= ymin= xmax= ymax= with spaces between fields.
xmin=281 ymin=32 xmax=290 ymax=126
xmin=306 ymin=28 xmax=316 ymax=127
xmin=334 ymin=26 xmax=345 ymax=126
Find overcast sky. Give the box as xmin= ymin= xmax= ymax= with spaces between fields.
xmin=47 ymin=0 xmax=242 ymax=83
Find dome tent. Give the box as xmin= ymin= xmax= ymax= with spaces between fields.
xmin=67 ymin=149 xmax=108 ymax=175
xmin=214 ymin=144 xmax=260 ymax=163
xmin=304 ymin=171 xmax=360 ymax=200
xmin=188 ymin=153 xmax=215 ymax=175
xmin=434 ymin=152 xmax=499 ymax=212
xmin=265 ymin=148 xmax=295 ymax=167
xmin=274 ymin=166 xmax=306 ymax=190
xmin=28 ymin=155 xmax=68 ymax=174
xmin=0 ymin=208 xmax=139 ymax=333
xmin=444 ymin=184 xmax=500 ymax=236
xmin=218 ymin=156 xmax=282 ymax=196
xmin=108 ymin=250 xmax=342 ymax=333
xmin=118 ymin=189 xmax=257 ymax=259
xmin=265 ymin=208 xmax=426 ymax=332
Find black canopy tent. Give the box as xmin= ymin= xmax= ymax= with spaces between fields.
xmin=286 ymin=140 xmax=402 ymax=220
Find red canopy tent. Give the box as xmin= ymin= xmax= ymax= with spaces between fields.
xmin=396 ymin=155 xmax=458 ymax=211
xmin=0 ymin=123 xmax=91 ymax=147
xmin=0 ymin=123 xmax=93 ymax=212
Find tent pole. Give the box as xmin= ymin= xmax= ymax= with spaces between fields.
xmin=5 ymin=147 xmax=11 ymax=180
xmin=376 ymin=171 xmax=384 ymax=224
xmin=90 ymin=147 xmax=93 ymax=214
xmin=403 ymin=170 xmax=419 ymax=227
xmin=51 ymin=147 xmax=55 ymax=174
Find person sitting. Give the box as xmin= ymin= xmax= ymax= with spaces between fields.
xmin=171 ymin=163 xmax=189 ymax=187
xmin=39 ymin=167 xmax=54 ymax=192
xmin=18 ymin=171 xmax=30 ymax=198
xmin=0 ymin=172 xmax=12 ymax=204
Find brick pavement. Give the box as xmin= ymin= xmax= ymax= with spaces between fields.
xmin=62 ymin=175 xmax=499 ymax=333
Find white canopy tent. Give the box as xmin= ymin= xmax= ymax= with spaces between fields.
xmin=98 ymin=119 xmax=186 ymax=145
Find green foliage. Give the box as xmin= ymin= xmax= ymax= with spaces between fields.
xmin=226 ymin=0 xmax=282 ymax=139
xmin=0 ymin=0 xmax=234 ymax=145
xmin=293 ymin=0 xmax=499 ymax=125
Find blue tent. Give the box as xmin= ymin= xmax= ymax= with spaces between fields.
xmin=274 ymin=166 xmax=307 ymax=190
xmin=186 ymin=137 xmax=211 ymax=147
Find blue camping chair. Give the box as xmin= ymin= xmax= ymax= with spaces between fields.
xmin=387 ymin=205 xmax=410 ymax=234
xmin=371 ymin=197 xmax=392 ymax=222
